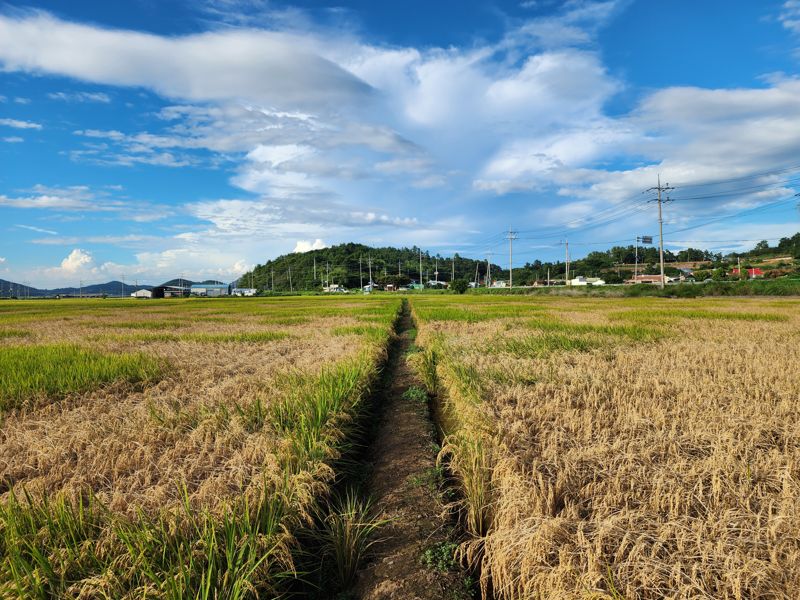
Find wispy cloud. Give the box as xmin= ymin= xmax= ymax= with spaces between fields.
xmin=780 ymin=0 xmax=800 ymax=34
xmin=16 ymin=224 xmax=58 ymax=235
xmin=48 ymin=91 xmax=111 ymax=103
xmin=2 ymin=136 xmax=23 ymax=143
xmin=0 ymin=184 xmax=173 ymax=222
xmin=0 ymin=118 xmax=41 ymax=129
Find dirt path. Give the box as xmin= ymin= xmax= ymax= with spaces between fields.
xmin=353 ymin=304 xmax=471 ymax=600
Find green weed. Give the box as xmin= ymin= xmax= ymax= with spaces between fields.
xmin=0 ymin=344 xmax=162 ymax=411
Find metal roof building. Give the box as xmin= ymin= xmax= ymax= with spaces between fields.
xmin=190 ymin=283 xmax=231 ymax=297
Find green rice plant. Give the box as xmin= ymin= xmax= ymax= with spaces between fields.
xmin=0 ymin=482 xmax=296 ymax=599
xmin=261 ymin=316 xmax=310 ymax=325
xmin=439 ymin=433 xmax=493 ymax=538
xmin=314 ymin=490 xmax=388 ymax=591
xmin=331 ymin=325 xmax=388 ymax=344
xmin=500 ymin=333 xmax=600 ymax=358
xmin=0 ymin=329 xmax=30 ymax=340
xmin=525 ymin=318 xmax=665 ymax=342
xmin=184 ymin=331 xmax=289 ymax=344
xmin=610 ymin=308 xmax=788 ymax=323
xmin=112 ymin=320 xmax=189 ymax=329
xmin=0 ymin=344 xmax=162 ymax=412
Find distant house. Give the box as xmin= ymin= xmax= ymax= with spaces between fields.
xmin=570 ymin=276 xmax=606 ymax=286
xmin=130 ymin=289 xmax=152 ymax=299
xmin=190 ymin=283 xmax=231 ymax=297
xmin=323 ymin=284 xmax=347 ymax=293
xmin=625 ymin=274 xmax=674 ymax=285
xmin=491 ymin=280 xmax=508 ymax=288
xmin=232 ymin=288 xmax=257 ymax=297
xmin=730 ymin=267 xmax=764 ymax=279
xmin=427 ymin=280 xmax=448 ymax=288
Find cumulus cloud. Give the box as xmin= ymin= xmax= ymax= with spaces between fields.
xmin=0 ymin=118 xmax=41 ymax=129
xmin=293 ymin=239 xmax=327 ymax=252
xmin=59 ymin=248 xmax=93 ymax=272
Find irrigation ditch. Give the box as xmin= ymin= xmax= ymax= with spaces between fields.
xmin=297 ymin=299 xmax=475 ymax=599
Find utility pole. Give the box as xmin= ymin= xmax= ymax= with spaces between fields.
xmin=398 ymin=259 xmax=401 ymax=277
xmin=288 ymin=267 xmax=293 ymax=292
xmin=487 ymin=253 xmax=492 ymax=288
xmin=419 ymin=249 xmax=423 ymax=288
xmin=359 ymin=255 xmax=363 ymax=290
xmin=451 ymin=257 xmax=455 ymax=282
xmin=647 ymin=175 xmax=675 ymax=289
xmin=506 ymin=229 xmax=518 ymax=288
xmin=326 ymin=262 xmax=330 ymax=289
xmin=368 ymin=255 xmax=373 ymax=289
xmin=562 ymin=240 xmax=570 ymax=285
xmin=434 ymin=257 xmax=439 ymax=284
xmin=547 ymin=268 xmax=550 ymax=287
xmin=271 ymin=267 xmax=274 ymax=292
xmin=474 ymin=261 xmax=479 ymax=287
xmin=79 ymin=279 xmax=83 ymax=299
xmin=121 ymin=275 xmax=125 ymax=298
xmin=313 ymin=256 xmax=316 ymax=282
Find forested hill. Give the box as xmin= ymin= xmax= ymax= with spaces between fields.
xmin=241 ymin=243 xmax=494 ymax=292
xmin=241 ymin=235 xmax=800 ymax=292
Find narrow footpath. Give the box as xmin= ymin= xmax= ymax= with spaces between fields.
xmin=353 ymin=303 xmax=471 ymax=600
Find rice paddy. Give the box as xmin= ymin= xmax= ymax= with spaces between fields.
xmin=410 ymin=294 xmax=800 ymax=599
xmin=0 ymin=296 xmax=401 ymax=597
xmin=1 ymin=293 xmax=798 ymax=598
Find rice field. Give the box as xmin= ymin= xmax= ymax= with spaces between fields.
xmin=410 ymin=295 xmax=800 ymax=599
xmin=2 ymin=293 xmax=799 ymax=599
xmin=0 ymin=296 xmax=401 ymax=597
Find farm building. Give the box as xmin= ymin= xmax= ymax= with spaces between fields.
xmin=569 ymin=276 xmax=606 ymax=286
xmin=190 ymin=283 xmax=231 ymax=297
xmin=151 ymin=285 xmax=189 ymax=298
xmin=130 ymin=289 xmax=152 ymax=299
xmin=232 ymin=288 xmax=257 ymax=296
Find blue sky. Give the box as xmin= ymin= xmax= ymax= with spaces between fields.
xmin=2 ymin=0 xmax=800 ymax=286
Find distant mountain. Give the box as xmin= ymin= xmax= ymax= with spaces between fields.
xmin=0 ymin=277 xmax=235 ymax=297
xmin=0 ymin=279 xmax=148 ymax=297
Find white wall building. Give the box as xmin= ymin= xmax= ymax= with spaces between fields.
xmin=130 ymin=289 xmax=152 ymax=298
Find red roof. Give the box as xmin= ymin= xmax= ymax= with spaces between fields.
xmin=731 ymin=268 xmax=764 ymax=276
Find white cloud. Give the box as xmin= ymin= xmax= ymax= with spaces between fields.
xmin=0 ymin=11 xmax=371 ymax=110
xmin=0 ymin=257 xmax=5 ymax=263
xmin=293 ymin=239 xmax=327 ymax=252
xmin=0 ymin=184 xmax=173 ymax=221
xmin=780 ymin=0 xmax=800 ymax=34
xmin=48 ymin=91 xmax=110 ymax=103
xmin=59 ymin=248 xmax=93 ymax=273
xmin=2 ymin=136 xmax=23 ymax=143
xmin=14 ymin=96 xmax=30 ymax=104
xmin=0 ymin=118 xmax=41 ymax=129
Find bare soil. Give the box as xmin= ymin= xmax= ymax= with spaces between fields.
xmin=353 ymin=308 xmax=471 ymax=600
